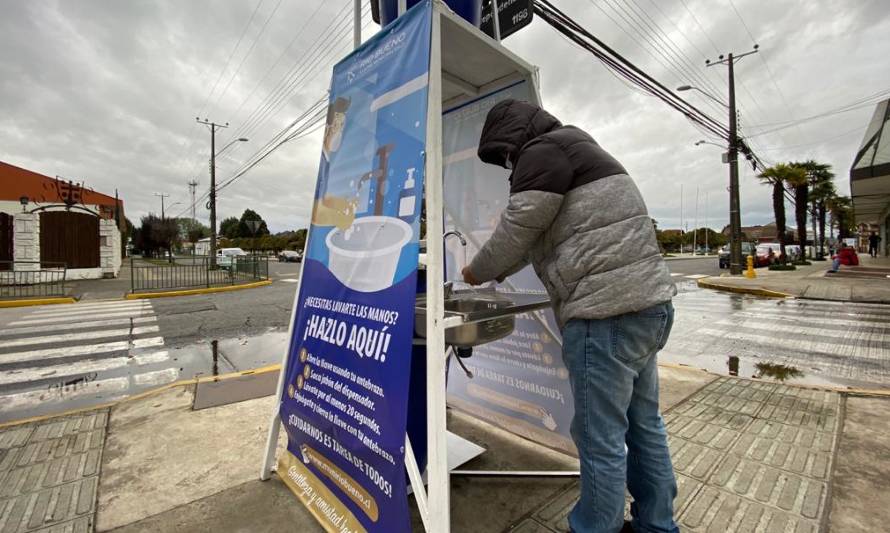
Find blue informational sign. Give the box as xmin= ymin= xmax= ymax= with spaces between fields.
xmin=441 ymin=83 xmax=578 ymax=456
xmin=278 ymin=3 xmax=431 ymax=531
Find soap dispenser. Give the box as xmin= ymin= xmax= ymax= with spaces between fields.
xmin=398 ymin=167 xmax=417 ymax=223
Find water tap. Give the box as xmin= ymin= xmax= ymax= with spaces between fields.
xmin=444 ymin=230 xmax=468 ymax=276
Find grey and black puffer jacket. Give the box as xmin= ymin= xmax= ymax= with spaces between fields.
xmin=467 ymin=99 xmax=676 ymax=327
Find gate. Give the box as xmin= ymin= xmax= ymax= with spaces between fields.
xmin=40 ymin=211 xmax=100 ymax=268
xmin=0 ymin=213 xmax=11 ymax=271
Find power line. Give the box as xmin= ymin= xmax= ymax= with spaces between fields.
xmin=220 ymin=3 xmax=365 ymax=161
xmin=172 ymin=0 xmax=265 ymax=184
xmin=534 ymin=0 xmax=729 ymax=140
xmin=211 ymin=0 xmax=288 ymax=112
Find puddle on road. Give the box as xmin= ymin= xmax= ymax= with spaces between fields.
xmin=0 ymin=328 xmax=290 ymax=424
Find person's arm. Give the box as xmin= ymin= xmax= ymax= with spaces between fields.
xmin=465 ymin=141 xmax=572 ymax=283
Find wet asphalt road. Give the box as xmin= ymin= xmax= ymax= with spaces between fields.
xmin=2 ymin=269 xmax=889 ymax=423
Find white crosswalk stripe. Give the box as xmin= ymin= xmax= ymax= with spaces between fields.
xmin=0 ymin=300 xmax=176 ymax=418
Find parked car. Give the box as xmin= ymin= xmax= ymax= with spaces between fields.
xmin=718 ymin=242 xmax=754 ymax=268
xmin=216 ymin=247 xmax=247 ymax=269
xmin=278 ymin=250 xmax=302 ymax=263
xmin=754 ymin=244 xmax=781 ymax=267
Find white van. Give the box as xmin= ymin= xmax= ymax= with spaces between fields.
xmin=216 ymin=247 xmax=247 ymax=268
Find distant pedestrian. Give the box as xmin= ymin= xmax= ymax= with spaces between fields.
xmin=829 ymin=245 xmax=859 ymax=273
xmin=868 ymin=232 xmax=881 ymax=258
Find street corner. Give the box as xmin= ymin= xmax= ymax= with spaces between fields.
xmin=695 ymin=277 xmax=792 ymax=298
xmin=0 ymin=296 xmax=77 ymax=308
xmin=125 ymin=279 xmax=273 ymax=300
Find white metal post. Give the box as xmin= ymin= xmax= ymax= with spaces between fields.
xmin=398 ymin=0 xmax=407 ymax=16
xmin=423 ymin=9 xmax=449 ymax=533
xmin=491 ymin=0 xmax=501 ymax=41
xmin=354 ymin=0 xmax=362 ymax=49
xmin=260 ymin=237 xmax=313 ymax=480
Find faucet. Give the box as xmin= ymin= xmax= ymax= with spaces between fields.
xmin=444 ymin=230 xmax=468 ymax=291
xmin=443 ymin=230 xmax=467 ymax=246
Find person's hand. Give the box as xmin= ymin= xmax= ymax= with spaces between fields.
xmin=462 ymin=266 xmax=481 ymax=286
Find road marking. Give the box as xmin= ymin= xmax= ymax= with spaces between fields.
xmin=0 ymin=351 xmax=170 ymax=387
xmin=9 ymin=310 xmax=156 ymax=326
xmin=684 ymin=274 xmax=710 ymax=279
xmin=29 ymin=301 xmax=150 ymax=316
xmin=0 ymin=377 xmax=130 ymax=412
xmin=0 ymin=337 xmax=165 ymax=366
xmin=0 ymin=316 xmax=158 ymax=337
xmin=280 ymin=279 xmax=300 ymax=283
xmin=0 ymin=366 xmax=180 ymax=413
xmin=670 ymin=273 xmax=685 ymax=277
xmin=0 ymin=326 xmax=160 ymax=349
xmin=23 ymin=304 xmax=150 ymax=319
xmin=132 ymin=368 xmax=179 ymax=386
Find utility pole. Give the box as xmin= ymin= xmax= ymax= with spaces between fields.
xmin=154 ymin=192 xmax=169 ymax=220
xmin=196 ymin=118 xmax=228 ymax=267
xmin=707 ymin=45 xmax=758 ymax=275
xmin=693 ymin=186 xmax=699 ymax=255
xmin=187 ymin=179 xmax=199 ymax=225
xmin=680 ymin=183 xmax=684 ymax=255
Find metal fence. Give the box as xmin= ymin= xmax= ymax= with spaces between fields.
xmin=130 ymin=255 xmax=269 ymax=293
xmin=0 ymin=261 xmax=67 ymax=299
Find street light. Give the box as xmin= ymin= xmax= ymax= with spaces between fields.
xmin=677 ymin=85 xmax=728 ymax=108
xmin=218 ymin=137 xmax=249 ymax=156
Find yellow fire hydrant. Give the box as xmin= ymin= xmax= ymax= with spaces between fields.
xmin=745 ymin=255 xmax=757 ymax=278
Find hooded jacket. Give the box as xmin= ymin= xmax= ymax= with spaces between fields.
xmin=468 ymin=99 xmax=675 ymax=326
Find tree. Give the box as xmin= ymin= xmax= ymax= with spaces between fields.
xmin=828 ymin=195 xmax=854 ymax=241
xmin=134 ymin=215 xmax=179 ymax=259
xmin=790 ymin=160 xmax=834 ymax=258
xmin=237 ymin=209 xmax=270 ymax=239
xmin=177 ymin=219 xmax=210 ymax=253
xmin=759 ymin=164 xmax=806 ymax=261
xmin=805 ymin=164 xmax=836 ymax=258
xmin=219 ymin=216 xmax=240 ymax=239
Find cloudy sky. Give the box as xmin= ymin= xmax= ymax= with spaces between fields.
xmin=2 ymin=0 xmax=888 ymax=233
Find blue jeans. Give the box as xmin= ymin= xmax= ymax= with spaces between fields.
xmin=830 ymin=258 xmax=841 ymax=271
xmin=561 ymin=302 xmax=678 ymax=533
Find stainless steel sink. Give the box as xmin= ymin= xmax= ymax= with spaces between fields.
xmin=415 ymin=292 xmax=516 ymax=347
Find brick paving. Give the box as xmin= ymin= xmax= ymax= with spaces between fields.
xmin=0 ymin=410 xmax=108 ymax=533
xmin=514 ymin=377 xmax=841 ymax=532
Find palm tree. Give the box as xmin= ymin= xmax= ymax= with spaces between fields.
xmin=759 ymin=164 xmax=805 ymax=261
xmin=828 ymin=195 xmax=854 ymax=241
xmin=791 ymin=161 xmax=834 ymax=259
xmin=806 ymin=164 xmax=836 ymax=259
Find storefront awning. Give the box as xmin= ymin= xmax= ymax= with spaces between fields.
xmin=851 ymin=99 xmax=890 ymax=224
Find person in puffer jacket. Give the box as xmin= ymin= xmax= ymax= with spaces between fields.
xmin=462 ymin=99 xmax=679 ymax=533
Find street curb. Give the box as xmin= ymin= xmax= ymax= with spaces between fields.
xmin=0 ymin=363 xmax=282 ymax=430
xmin=0 ymin=297 xmax=77 ymax=308
xmin=696 ymin=278 xmax=791 ymax=298
xmin=125 ymin=279 xmax=273 ymax=300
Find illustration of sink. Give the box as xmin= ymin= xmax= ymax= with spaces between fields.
xmin=326 ymin=216 xmax=413 ymax=292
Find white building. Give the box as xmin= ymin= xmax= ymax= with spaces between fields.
xmin=0 ymin=161 xmax=124 ymax=280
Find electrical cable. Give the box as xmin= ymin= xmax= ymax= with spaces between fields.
xmin=535 ymin=0 xmax=729 ymax=140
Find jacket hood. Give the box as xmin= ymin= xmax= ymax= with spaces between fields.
xmin=477 ymin=99 xmax=562 ymax=168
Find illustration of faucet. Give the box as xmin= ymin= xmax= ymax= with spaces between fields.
xmin=356 ymin=144 xmax=395 ymax=216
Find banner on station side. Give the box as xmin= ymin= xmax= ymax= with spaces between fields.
xmin=278 ymin=3 xmax=432 ymax=531
xmin=441 ymin=82 xmax=578 ymax=456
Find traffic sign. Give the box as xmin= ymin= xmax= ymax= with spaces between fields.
xmin=480 ymin=0 xmax=533 ymax=40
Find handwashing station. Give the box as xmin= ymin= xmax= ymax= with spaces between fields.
xmin=261 ymin=2 xmax=576 ymax=531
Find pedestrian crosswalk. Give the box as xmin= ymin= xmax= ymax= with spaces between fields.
xmin=670 ymin=273 xmax=711 ymax=280
xmin=0 ymin=300 xmax=176 ymax=421
xmin=664 ymin=290 xmax=890 ymax=388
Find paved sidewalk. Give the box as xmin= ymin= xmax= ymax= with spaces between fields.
xmin=1 ymin=367 xmax=889 ymax=532
xmin=699 ymin=256 xmax=890 ymax=303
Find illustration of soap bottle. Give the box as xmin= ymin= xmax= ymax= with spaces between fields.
xmin=398 ymin=167 xmax=417 ymax=223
